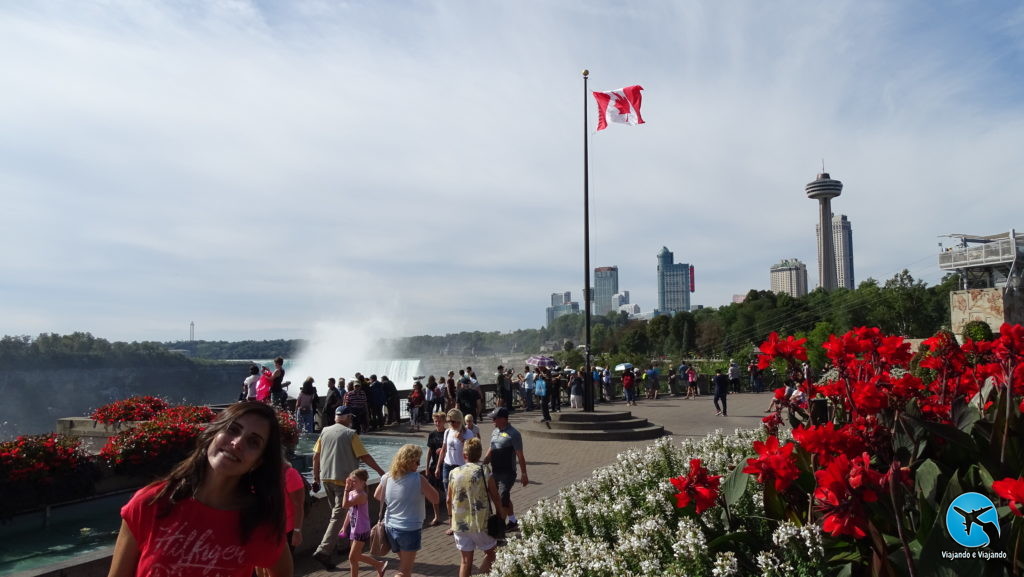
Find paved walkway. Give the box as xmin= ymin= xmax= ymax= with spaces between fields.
xmin=299 ymin=391 xmax=772 ymax=577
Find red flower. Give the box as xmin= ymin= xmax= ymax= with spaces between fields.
xmin=743 ymin=436 xmax=800 ymax=492
xmin=850 ymin=378 xmax=888 ymax=415
xmin=813 ymin=453 xmax=882 ymax=539
xmin=761 ymin=412 xmax=783 ymax=436
xmin=992 ymin=477 xmax=1024 ymax=517
xmin=669 ymin=458 xmax=722 ymax=514
xmin=758 ymin=332 xmax=808 ymax=369
xmin=993 ymin=323 xmax=1024 ymax=362
xmin=792 ymin=423 xmax=865 ymax=466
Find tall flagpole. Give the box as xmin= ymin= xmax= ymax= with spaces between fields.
xmin=582 ymin=69 xmax=594 ymax=412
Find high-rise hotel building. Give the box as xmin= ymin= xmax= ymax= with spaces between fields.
xmin=816 ymin=214 xmax=855 ymax=290
xmin=656 ymin=247 xmax=693 ymax=313
xmin=593 ymin=266 xmax=619 ymax=316
xmin=770 ymin=258 xmax=809 ymax=298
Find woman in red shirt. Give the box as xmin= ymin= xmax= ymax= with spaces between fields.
xmin=108 ymin=402 xmax=292 ymax=577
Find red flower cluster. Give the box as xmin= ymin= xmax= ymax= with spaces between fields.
xmin=761 ymin=412 xmax=783 ymax=437
xmin=822 ymin=327 xmax=912 ymax=378
xmin=100 ymin=420 xmax=202 ymax=472
xmin=747 ymin=323 xmax=1024 ymax=552
xmin=813 ymin=453 xmax=884 ymax=539
xmin=91 ymin=399 xmax=220 ymax=475
xmin=757 ymin=332 xmax=808 ymax=370
xmin=0 ymin=433 xmax=89 ymax=483
xmin=992 ymin=477 xmax=1024 ymax=517
xmin=669 ymin=458 xmax=722 ymax=514
xmin=791 ymin=423 xmax=865 ymax=466
xmin=152 ymin=405 xmax=215 ymax=425
xmin=277 ymin=409 xmax=299 ymax=447
xmin=91 ymin=396 xmax=169 ymax=424
xmin=743 ymin=436 xmax=800 ymax=492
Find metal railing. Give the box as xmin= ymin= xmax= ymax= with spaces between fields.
xmin=939 ymin=236 xmax=1022 ymax=270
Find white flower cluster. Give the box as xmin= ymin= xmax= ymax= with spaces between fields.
xmin=670 ymin=517 xmax=706 ymax=560
xmin=755 ymin=522 xmax=826 ymax=577
xmin=771 ymin=521 xmax=824 ymax=556
xmin=491 ymin=427 xmax=827 ymax=577
xmin=712 ymin=551 xmax=738 ymax=576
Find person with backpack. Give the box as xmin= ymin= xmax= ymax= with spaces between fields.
xmin=622 ymin=369 xmax=637 ymax=406
xmin=320 ymin=378 xmax=342 ymax=431
xmin=295 ymin=378 xmax=319 ymax=434
xmin=243 ymin=365 xmax=260 ymax=402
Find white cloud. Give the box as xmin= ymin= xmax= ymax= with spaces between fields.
xmin=1 ymin=0 xmax=1022 ymax=341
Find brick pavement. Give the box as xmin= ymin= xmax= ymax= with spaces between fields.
xmin=298 ymin=391 xmax=772 ymax=577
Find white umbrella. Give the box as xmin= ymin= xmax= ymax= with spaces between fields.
xmin=614 ymin=362 xmax=633 ymax=371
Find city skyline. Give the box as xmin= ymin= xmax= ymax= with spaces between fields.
xmin=2 ymin=2 xmax=1022 ymax=341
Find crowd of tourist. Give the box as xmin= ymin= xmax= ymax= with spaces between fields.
xmin=139 ymin=358 xmax=799 ymax=577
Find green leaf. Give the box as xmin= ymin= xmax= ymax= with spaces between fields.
xmin=706 ymin=530 xmax=759 ymax=550
xmin=762 ymin=481 xmax=785 ymax=520
xmin=828 ymin=550 xmax=862 ymax=563
xmin=954 ymin=403 xmax=981 ymax=434
xmin=828 ymin=550 xmax=862 ymax=562
xmin=974 ymin=463 xmax=995 ymax=490
xmin=915 ymin=419 xmax=979 ymax=453
xmin=834 ymin=562 xmax=854 ymax=577
xmin=721 ymin=462 xmax=749 ymax=509
xmin=915 ymin=458 xmax=941 ymax=505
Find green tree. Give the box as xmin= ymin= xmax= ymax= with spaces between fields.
xmin=618 ymin=325 xmax=651 ymax=356
xmin=646 ymin=315 xmax=671 ymax=355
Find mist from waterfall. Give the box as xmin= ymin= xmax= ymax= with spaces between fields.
xmin=286 ymin=319 xmax=422 ymax=393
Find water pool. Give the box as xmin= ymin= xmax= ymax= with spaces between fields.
xmin=0 ymin=434 xmax=424 ymax=576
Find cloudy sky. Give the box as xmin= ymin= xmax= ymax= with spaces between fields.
xmin=2 ymin=1 xmax=1022 ymax=342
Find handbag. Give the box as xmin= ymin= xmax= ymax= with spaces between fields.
xmin=483 ymin=465 xmax=506 ymax=540
xmin=369 ymin=521 xmax=390 ymax=556
xmin=369 ymin=475 xmax=393 ymax=556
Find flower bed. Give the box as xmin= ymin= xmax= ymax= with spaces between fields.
xmin=0 ymin=433 xmax=98 ymax=517
xmin=3 ymin=401 xmax=290 ymax=517
xmin=90 ymin=395 xmax=169 ymax=424
xmin=494 ymin=324 xmax=1024 ymax=576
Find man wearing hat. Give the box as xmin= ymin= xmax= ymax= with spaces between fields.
xmin=312 ymin=406 xmax=386 ymax=569
xmin=482 ymin=407 xmax=528 ymax=532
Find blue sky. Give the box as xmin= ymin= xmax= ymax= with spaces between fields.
xmin=2 ymin=1 xmax=1023 ymax=342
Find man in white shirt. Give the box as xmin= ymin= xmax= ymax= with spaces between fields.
xmin=523 ymin=367 xmax=536 ymax=411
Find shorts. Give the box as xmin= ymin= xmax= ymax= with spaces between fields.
xmin=385 ymin=526 xmax=422 ymax=552
xmin=492 ymin=472 xmax=517 ymax=507
xmin=453 ymin=530 xmax=498 ymax=552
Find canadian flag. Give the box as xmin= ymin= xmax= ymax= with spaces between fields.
xmin=592 ymin=85 xmax=644 ymax=131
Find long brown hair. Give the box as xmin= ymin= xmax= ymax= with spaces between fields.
xmin=149 ymin=402 xmax=285 ymax=542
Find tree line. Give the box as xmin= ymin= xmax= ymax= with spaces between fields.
xmin=0 ymin=332 xmax=194 ymax=369
xmin=3 ymin=270 xmax=959 ymax=370
xmin=390 ymin=269 xmax=960 ymax=370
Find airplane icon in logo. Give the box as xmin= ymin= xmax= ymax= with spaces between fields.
xmin=952 ymin=505 xmax=1000 ymax=545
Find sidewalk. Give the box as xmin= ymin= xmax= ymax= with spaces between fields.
xmin=298 ymin=392 xmax=771 ymax=577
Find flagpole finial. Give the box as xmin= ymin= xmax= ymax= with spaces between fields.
xmin=582 ymin=69 xmax=589 ymax=77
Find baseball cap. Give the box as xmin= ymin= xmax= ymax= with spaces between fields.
xmin=489 ymin=407 xmax=510 ymax=420
xmin=335 ymin=406 xmax=354 ymax=416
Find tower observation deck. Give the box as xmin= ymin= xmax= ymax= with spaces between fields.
xmin=806 ymin=173 xmax=843 ymax=291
